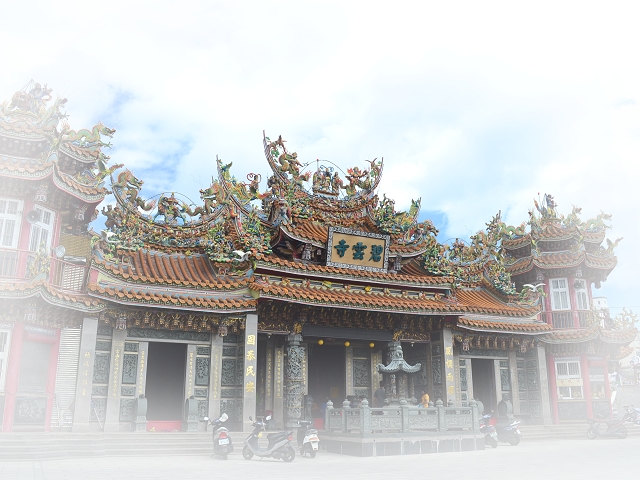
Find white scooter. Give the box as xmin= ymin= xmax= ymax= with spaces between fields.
xmin=203 ymin=413 xmax=233 ymax=460
xmin=297 ymin=420 xmax=320 ymax=458
xmin=242 ymin=416 xmax=295 ymax=462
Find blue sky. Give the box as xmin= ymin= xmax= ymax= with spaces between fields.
xmin=2 ymin=0 xmax=639 ymax=315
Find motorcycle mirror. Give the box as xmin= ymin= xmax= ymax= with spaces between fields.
xmin=265 ymin=415 xmax=272 ymax=421
xmin=203 ymin=417 xmax=209 ymax=421
xmin=220 ymin=413 xmax=228 ymax=422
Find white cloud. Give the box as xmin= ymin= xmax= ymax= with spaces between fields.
xmin=2 ymin=0 xmax=639 ymax=311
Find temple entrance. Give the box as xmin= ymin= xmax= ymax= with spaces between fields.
xmin=145 ymin=342 xmax=187 ymax=429
xmin=471 ymin=358 xmax=497 ymax=414
xmin=308 ymin=343 xmax=346 ymax=407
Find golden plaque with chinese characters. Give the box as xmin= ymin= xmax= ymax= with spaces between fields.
xmin=326 ymin=226 xmax=390 ymax=273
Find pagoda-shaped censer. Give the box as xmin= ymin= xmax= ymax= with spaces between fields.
xmin=376 ymin=341 xmax=422 ymax=405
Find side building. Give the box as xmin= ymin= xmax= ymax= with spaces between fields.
xmin=0 ymin=83 xmax=112 ymax=431
xmin=503 ymin=198 xmax=635 ymax=422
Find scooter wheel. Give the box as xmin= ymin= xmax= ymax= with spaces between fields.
xmin=485 ymin=434 xmax=498 ymax=448
xmin=221 ymin=453 xmax=228 ymax=460
xmin=618 ymin=429 xmax=628 ymax=439
xmin=309 ymin=449 xmax=317 ymax=458
xmin=587 ymin=428 xmax=597 ymax=440
xmin=508 ymin=436 xmax=521 ymax=446
xmin=242 ymin=445 xmax=254 ymax=460
xmin=283 ymin=445 xmax=296 ymax=462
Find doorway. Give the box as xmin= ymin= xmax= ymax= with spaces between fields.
xmin=471 ymin=358 xmax=496 ymax=415
xmin=308 ymin=343 xmax=345 ymax=406
xmin=145 ymin=342 xmax=187 ymax=423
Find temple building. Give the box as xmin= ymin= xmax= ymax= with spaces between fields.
xmin=0 ymin=84 xmax=635 ymax=433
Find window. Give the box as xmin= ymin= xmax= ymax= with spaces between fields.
xmin=550 ymin=278 xmax=570 ymax=310
xmin=29 ymin=206 xmax=54 ymax=253
xmin=0 ymin=198 xmax=23 ymax=249
xmin=574 ymin=279 xmax=589 ymax=310
xmin=556 ymin=358 xmax=583 ymax=400
xmin=0 ymin=329 xmax=11 ymax=392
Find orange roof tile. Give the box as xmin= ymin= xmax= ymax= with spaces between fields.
xmin=255 ymin=254 xmax=453 ymax=287
xmin=87 ymin=283 xmax=256 ymax=312
xmin=457 ymin=316 xmax=552 ymax=333
xmin=94 ymin=250 xmax=248 ymax=289
xmin=251 ymin=277 xmax=535 ymax=317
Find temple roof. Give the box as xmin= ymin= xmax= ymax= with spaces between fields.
xmin=87 ymin=283 xmax=255 ymax=313
xmin=0 ymin=82 xmax=114 ymax=206
xmin=0 ymin=279 xmax=104 ymax=313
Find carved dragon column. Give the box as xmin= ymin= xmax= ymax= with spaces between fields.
xmin=284 ymin=333 xmax=305 ymax=428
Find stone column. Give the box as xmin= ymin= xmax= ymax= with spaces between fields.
xmin=72 ymin=317 xmax=98 ymax=432
xmin=183 ymin=344 xmax=198 ymax=431
xmin=442 ymin=328 xmax=456 ymax=405
xmin=136 ymin=342 xmax=149 ymax=398
xmin=370 ymin=349 xmax=382 ymax=401
xmin=493 ymin=359 xmax=502 ymax=403
xmin=273 ymin=342 xmax=284 ymax=428
xmin=345 ymin=345 xmax=354 ymax=397
xmin=185 ymin=344 xmax=197 ymax=399
xmin=104 ymin=327 xmax=126 ymax=432
xmin=242 ymin=313 xmax=258 ymax=432
xmin=537 ymin=344 xmax=553 ymax=425
xmin=208 ymin=333 xmax=223 ymax=420
xmin=284 ymin=333 xmax=304 ymax=428
xmin=508 ymin=349 xmax=521 ymax=414
xmin=265 ymin=339 xmax=274 ymax=414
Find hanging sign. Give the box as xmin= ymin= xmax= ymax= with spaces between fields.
xmin=326 ymin=227 xmax=390 ymax=273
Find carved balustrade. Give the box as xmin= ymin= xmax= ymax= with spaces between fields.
xmin=324 ymin=398 xmax=480 ymax=436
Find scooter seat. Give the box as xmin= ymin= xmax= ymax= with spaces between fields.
xmin=267 ymin=432 xmax=289 ymax=441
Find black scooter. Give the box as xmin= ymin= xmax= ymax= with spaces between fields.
xmin=587 ymin=414 xmax=629 ymax=439
xmin=242 ymin=415 xmax=295 ymax=462
xmin=496 ymin=419 xmax=521 ymax=446
xmin=203 ymin=413 xmax=233 ymax=459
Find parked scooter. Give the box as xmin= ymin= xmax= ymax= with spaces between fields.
xmin=297 ymin=420 xmax=320 ymax=457
xmin=479 ymin=413 xmax=498 ymax=448
xmin=496 ymin=419 xmax=522 ymax=446
xmin=623 ymin=405 xmax=640 ymax=425
xmin=243 ymin=415 xmax=295 ymax=462
xmin=587 ymin=414 xmax=628 ymax=439
xmin=203 ymin=413 xmax=233 ymax=460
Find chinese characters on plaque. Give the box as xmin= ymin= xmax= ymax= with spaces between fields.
xmin=326 ymin=227 xmax=390 ymax=273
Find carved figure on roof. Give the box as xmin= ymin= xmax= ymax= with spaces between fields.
xmin=62 ymin=122 xmax=116 ymax=148
xmin=112 ymin=170 xmax=156 ymax=211
xmin=562 ymin=205 xmax=582 ymax=227
xmin=533 ymin=193 xmax=558 ymax=219
xmin=581 ymin=211 xmax=613 ymax=231
xmin=312 ymin=166 xmax=337 ymax=196
xmin=9 ymin=83 xmax=53 ymax=114
xmin=517 ymin=283 xmax=546 ymax=307
xmin=423 ymin=211 xmax=516 ymax=295
xmin=102 ymin=204 xmax=123 ymax=230
xmin=604 ymin=237 xmax=623 ymax=255
xmin=400 ymin=219 xmax=438 ymax=245
xmin=271 ymin=198 xmax=292 ymax=227
xmin=374 ymin=196 xmax=421 ymax=234
xmin=153 ymin=193 xmax=188 ymax=224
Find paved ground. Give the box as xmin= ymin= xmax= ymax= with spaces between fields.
xmin=1 ymin=436 xmax=639 ymax=480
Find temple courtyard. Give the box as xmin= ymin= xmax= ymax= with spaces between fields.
xmin=1 ymin=436 xmax=638 ymax=480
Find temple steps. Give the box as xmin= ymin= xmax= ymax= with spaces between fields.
xmin=519 ymin=423 xmax=640 ymax=440
xmin=1 ymin=425 xmax=640 ymax=460
xmin=0 ymin=432 xmax=245 ymax=460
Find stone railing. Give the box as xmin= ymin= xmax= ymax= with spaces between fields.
xmin=324 ymin=398 xmax=480 ymax=436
